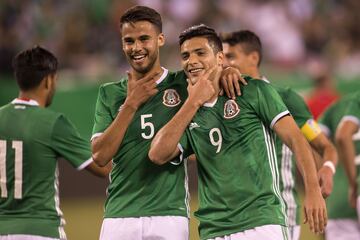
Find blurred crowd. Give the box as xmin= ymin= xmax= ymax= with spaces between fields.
xmin=1 ymin=0 xmax=360 ymax=78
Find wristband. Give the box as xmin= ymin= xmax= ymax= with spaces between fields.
xmin=323 ymin=161 xmax=336 ymax=174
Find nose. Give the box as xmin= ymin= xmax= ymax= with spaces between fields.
xmin=188 ymin=53 xmax=198 ymax=65
xmin=133 ymin=40 xmax=142 ymax=52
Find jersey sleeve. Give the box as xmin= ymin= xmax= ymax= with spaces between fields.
xmin=178 ymin=129 xmax=194 ymax=162
xmin=91 ymin=85 xmax=113 ymax=140
xmin=51 ymin=115 xmax=93 ymax=170
xmin=282 ymin=89 xmax=322 ymax=141
xmin=250 ymin=82 xmax=289 ymax=129
xmin=340 ymin=100 xmax=360 ymax=127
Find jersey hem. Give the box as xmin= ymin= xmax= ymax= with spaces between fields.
xmin=104 ymin=212 xmax=189 ymax=219
xmin=199 ymin=219 xmax=286 ymax=240
xmin=77 ymin=158 xmax=93 ymax=170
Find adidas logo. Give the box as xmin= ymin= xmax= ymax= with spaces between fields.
xmin=189 ymin=122 xmax=200 ymax=130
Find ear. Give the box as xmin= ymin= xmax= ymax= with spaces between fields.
xmin=158 ymin=33 xmax=165 ymax=47
xmin=44 ymin=74 xmax=55 ymax=90
xmin=216 ymin=51 xmax=224 ymax=67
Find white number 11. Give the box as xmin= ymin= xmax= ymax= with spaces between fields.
xmin=0 ymin=140 xmax=23 ymax=199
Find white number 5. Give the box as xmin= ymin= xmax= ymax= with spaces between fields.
xmin=209 ymin=128 xmax=222 ymax=153
xmin=141 ymin=114 xmax=155 ymax=139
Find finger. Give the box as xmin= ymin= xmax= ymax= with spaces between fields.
xmin=219 ymin=89 xmax=224 ymax=96
xmin=303 ymin=207 xmax=308 ymax=224
xmin=238 ymin=75 xmax=248 ymax=85
xmin=149 ymin=89 xmax=159 ymax=96
xmin=126 ymin=71 xmax=132 ymax=81
xmin=227 ymin=74 xmax=236 ymax=99
xmin=318 ymin=207 xmax=325 ymax=234
xmin=232 ymin=73 xmax=241 ymax=96
xmin=221 ymin=76 xmax=231 ymax=98
xmin=310 ymin=208 xmax=317 ymax=234
xmin=323 ymin=207 xmax=328 ymax=227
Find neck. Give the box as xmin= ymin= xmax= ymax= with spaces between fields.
xmin=248 ymin=68 xmax=261 ymax=79
xmin=132 ymin=60 xmax=163 ymax=81
xmin=19 ymin=91 xmax=46 ymax=107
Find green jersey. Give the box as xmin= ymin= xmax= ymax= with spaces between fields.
xmin=180 ymin=78 xmax=289 ymax=240
xmin=0 ymin=99 xmax=93 ymax=239
xmin=92 ymin=69 xmax=189 ymax=218
xmin=318 ymin=92 xmax=360 ymax=219
xmin=273 ymin=85 xmax=315 ymax=226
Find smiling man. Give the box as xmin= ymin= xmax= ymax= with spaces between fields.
xmin=149 ymin=24 xmax=327 ymax=240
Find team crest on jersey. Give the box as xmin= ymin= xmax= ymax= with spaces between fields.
xmin=163 ymin=89 xmax=181 ymax=107
xmin=224 ymin=100 xmax=240 ymax=119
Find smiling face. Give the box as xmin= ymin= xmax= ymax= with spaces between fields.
xmin=121 ymin=21 xmax=164 ymax=74
xmin=222 ymin=42 xmax=255 ymax=75
xmin=180 ymin=37 xmax=223 ymax=84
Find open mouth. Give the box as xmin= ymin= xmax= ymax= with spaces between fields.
xmin=131 ymin=54 xmax=147 ymax=63
xmin=188 ymin=68 xmax=204 ymax=75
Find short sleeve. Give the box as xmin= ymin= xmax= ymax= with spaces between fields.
xmin=341 ymin=100 xmax=360 ymax=127
xmin=91 ymin=85 xmax=113 ymax=140
xmin=52 ymin=115 xmax=92 ymax=170
xmin=251 ymin=82 xmax=289 ymax=129
xmin=284 ymin=89 xmax=313 ymax=128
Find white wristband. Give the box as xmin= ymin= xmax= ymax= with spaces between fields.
xmin=323 ymin=161 xmax=336 ymax=174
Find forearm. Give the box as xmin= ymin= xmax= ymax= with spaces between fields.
xmin=149 ymin=99 xmax=200 ymax=164
xmin=336 ymin=135 xmax=357 ymax=186
xmin=291 ymin=136 xmax=321 ymax=191
xmin=310 ymin=135 xmax=338 ymax=168
xmin=92 ymin=103 xmax=137 ymax=166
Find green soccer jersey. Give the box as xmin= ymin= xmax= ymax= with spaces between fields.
xmin=318 ymin=92 xmax=360 ymax=219
xmin=0 ymin=99 xmax=93 ymax=239
xmin=179 ymin=78 xmax=289 ymax=240
xmin=273 ymin=85 xmax=314 ymax=226
xmin=92 ymin=69 xmax=190 ymax=218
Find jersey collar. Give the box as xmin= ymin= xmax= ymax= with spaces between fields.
xmin=261 ymin=76 xmax=270 ymax=83
xmin=203 ymin=97 xmax=218 ymax=108
xmin=156 ymin=67 xmax=168 ymax=85
xmin=11 ymin=98 xmax=40 ymax=106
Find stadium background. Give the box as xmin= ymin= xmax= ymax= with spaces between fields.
xmin=1 ymin=0 xmax=360 ymax=239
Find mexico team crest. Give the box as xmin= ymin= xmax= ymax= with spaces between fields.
xmin=163 ymin=89 xmax=181 ymax=107
xmin=224 ymin=100 xmax=240 ymax=119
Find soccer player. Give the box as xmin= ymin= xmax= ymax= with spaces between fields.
xmin=0 ymin=46 xmax=110 ymax=240
xmin=220 ymin=30 xmax=337 ymax=240
xmin=91 ymin=6 xmax=246 ymax=240
xmin=149 ymin=24 xmax=327 ymax=240
xmin=318 ymin=95 xmax=360 ymax=240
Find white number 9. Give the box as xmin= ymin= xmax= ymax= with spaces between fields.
xmin=209 ymin=128 xmax=222 ymax=153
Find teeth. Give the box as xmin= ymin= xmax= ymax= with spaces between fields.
xmin=133 ymin=55 xmax=145 ymax=60
xmin=189 ymin=68 xmax=203 ymax=73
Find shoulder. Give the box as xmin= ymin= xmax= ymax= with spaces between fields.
xmin=97 ymin=78 xmax=127 ymax=104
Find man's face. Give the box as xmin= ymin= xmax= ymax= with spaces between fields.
xmin=121 ymin=21 xmax=164 ymax=74
xmin=180 ymin=37 xmax=223 ymax=84
xmin=222 ymin=43 xmax=253 ymax=75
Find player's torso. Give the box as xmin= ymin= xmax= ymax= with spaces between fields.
xmin=189 ymin=95 xmax=286 ymax=238
xmin=0 ymin=103 xmax=63 ymax=238
xmin=102 ymin=71 xmax=190 ymax=217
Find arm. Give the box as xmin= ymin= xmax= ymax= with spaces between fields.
xmin=92 ymin=72 xmax=159 ymax=166
xmin=273 ymin=116 xmax=327 ymax=234
xmin=149 ymin=69 xmax=217 ymax=164
xmin=310 ymin=133 xmax=338 ymax=198
xmin=335 ymin=120 xmax=359 ymax=207
xmin=85 ymin=161 xmax=112 ymax=178
xmin=219 ymin=67 xmax=247 ymax=98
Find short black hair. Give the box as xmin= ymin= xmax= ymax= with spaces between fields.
xmin=179 ymin=24 xmax=223 ymax=53
xmin=120 ymin=5 xmax=162 ymax=32
xmin=220 ymin=30 xmax=262 ymax=66
xmin=12 ymin=46 xmax=58 ymax=91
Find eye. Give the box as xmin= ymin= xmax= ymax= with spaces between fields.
xmin=123 ymin=38 xmax=134 ymax=44
xmin=181 ymin=53 xmax=189 ymax=61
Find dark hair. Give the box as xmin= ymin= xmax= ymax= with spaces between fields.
xmin=120 ymin=5 xmax=162 ymax=32
xmin=12 ymin=46 xmax=58 ymax=91
xmin=220 ymin=30 xmax=262 ymax=66
xmin=179 ymin=24 xmax=223 ymax=53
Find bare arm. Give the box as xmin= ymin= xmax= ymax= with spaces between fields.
xmin=92 ymin=72 xmax=159 ymax=166
xmin=335 ymin=120 xmax=359 ymax=207
xmin=149 ymin=69 xmax=217 ymax=164
xmin=273 ymin=116 xmax=327 ymax=234
xmin=310 ymin=133 xmax=338 ymax=198
xmin=85 ymin=161 xmax=112 ymax=178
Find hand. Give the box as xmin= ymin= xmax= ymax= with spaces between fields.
xmin=303 ymin=188 xmax=327 ymax=235
xmin=318 ymin=166 xmax=334 ymax=198
xmin=125 ymin=71 xmax=160 ymax=110
xmin=187 ymin=67 xmax=217 ymax=107
xmin=219 ymin=67 xmax=247 ymax=99
xmin=348 ymin=184 xmax=357 ymax=208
